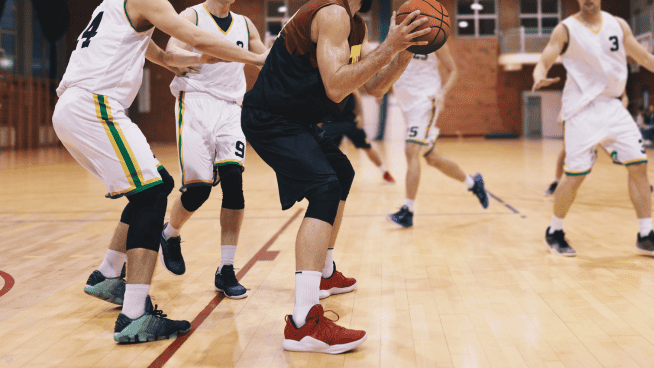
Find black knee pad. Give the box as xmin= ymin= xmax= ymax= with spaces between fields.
xmin=332 ymin=159 xmax=355 ymax=201
xmin=181 ymin=186 xmax=212 ymax=212
xmin=125 ymin=184 xmax=167 ymax=251
xmin=158 ymin=166 xmax=175 ymax=196
xmin=218 ymin=165 xmax=244 ymax=210
xmin=304 ymin=180 xmax=341 ymax=225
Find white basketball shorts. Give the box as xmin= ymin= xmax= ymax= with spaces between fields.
xmin=564 ymin=96 xmax=647 ymax=175
xmin=175 ymin=92 xmax=245 ymax=191
xmin=401 ymin=97 xmax=441 ymax=146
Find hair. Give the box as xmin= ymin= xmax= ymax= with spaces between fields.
xmin=359 ymin=0 xmax=373 ymax=13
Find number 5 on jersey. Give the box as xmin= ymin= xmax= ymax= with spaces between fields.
xmin=74 ymin=12 xmax=104 ymax=50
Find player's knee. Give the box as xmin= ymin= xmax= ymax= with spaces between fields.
xmin=125 ymin=184 xmax=167 ymax=252
xmin=158 ymin=167 xmax=175 ymax=196
xmin=304 ymin=180 xmax=341 ymax=225
xmin=333 ymin=159 xmax=355 ymax=201
xmin=181 ymin=186 xmax=212 ymax=212
xmin=218 ymin=165 xmax=244 ymax=210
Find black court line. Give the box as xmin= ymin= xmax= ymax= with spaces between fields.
xmin=486 ymin=190 xmax=526 ymax=218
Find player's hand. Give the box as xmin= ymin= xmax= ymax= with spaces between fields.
xmin=532 ymin=77 xmax=560 ymax=92
xmin=386 ymin=11 xmax=431 ymax=54
xmin=170 ymin=66 xmax=200 ymax=77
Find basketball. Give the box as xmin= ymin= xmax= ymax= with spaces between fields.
xmin=396 ymin=0 xmax=450 ymax=55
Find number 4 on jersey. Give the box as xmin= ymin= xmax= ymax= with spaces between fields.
xmin=75 ymin=12 xmax=104 ymax=50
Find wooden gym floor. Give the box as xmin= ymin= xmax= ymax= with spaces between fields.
xmin=3 ymin=129 xmax=654 ymax=367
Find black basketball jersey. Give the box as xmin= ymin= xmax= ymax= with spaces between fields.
xmin=242 ymin=0 xmax=366 ymax=125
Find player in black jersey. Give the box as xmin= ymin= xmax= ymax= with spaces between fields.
xmin=241 ymin=0 xmax=430 ymax=353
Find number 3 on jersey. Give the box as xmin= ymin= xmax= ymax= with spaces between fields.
xmin=609 ymin=36 xmax=619 ymax=52
xmin=75 ymin=12 xmax=104 ymax=50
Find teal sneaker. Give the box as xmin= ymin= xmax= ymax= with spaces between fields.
xmin=113 ymin=296 xmax=191 ymax=343
xmin=84 ymin=270 xmax=126 ymax=305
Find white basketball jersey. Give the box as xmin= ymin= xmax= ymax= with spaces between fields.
xmin=393 ymin=53 xmax=442 ymax=111
xmin=560 ymin=12 xmax=628 ymax=120
xmin=170 ymin=6 xmax=249 ymax=102
xmin=56 ymin=0 xmax=153 ymax=109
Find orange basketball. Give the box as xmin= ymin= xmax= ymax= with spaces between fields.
xmin=396 ymin=0 xmax=450 ymax=55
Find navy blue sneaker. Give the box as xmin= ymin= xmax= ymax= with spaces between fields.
xmin=387 ymin=206 xmax=413 ymax=228
xmin=637 ymin=231 xmax=654 ymax=256
xmin=545 ymin=227 xmax=576 ymax=257
xmin=215 ymin=265 xmax=248 ymax=299
xmin=160 ymin=223 xmax=185 ymax=275
xmin=469 ymin=173 xmax=489 ymax=209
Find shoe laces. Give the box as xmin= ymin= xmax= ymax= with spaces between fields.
xmin=167 ymin=237 xmax=183 ymax=258
xmin=219 ymin=266 xmax=239 ymax=285
xmin=150 ymin=304 xmax=168 ymax=319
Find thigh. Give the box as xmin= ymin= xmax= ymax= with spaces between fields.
xmin=54 ymin=91 xmax=161 ymax=198
xmin=215 ymin=101 xmax=247 ymax=168
xmin=605 ymin=105 xmax=648 ymax=166
xmin=403 ymin=100 xmax=439 ymax=146
xmin=242 ymin=108 xmax=338 ymax=210
xmin=176 ymin=95 xmax=215 ymax=189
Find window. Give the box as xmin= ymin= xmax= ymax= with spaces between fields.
xmin=457 ymin=0 xmax=497 ymax=37
xmin=265 ymin=0 xmax=287 ymax=45
xmin=519 ymin=0 xmax=560 ymax=36
xmin=0 ymin=0 xmax=17 ymax=72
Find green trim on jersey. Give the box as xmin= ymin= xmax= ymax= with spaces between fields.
xmin=192 ymin=8 xmax=199 ymax=26
xmin=564 ymin=170 xmax=591 ymax=176
xmin=244 ymin=16 xmax=250 ymax=38
xmin=625 ymin=159 xmax=648 ymax=166
xmin=177 ymin=92 xmax=186 ymax=186
xmin=124 ymin=0 xmax=154 ymax=33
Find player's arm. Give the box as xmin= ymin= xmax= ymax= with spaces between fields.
xmin=244 ymin=16 xmax=269 ymax=70
xmin=315 ymin=6 xmax=430 ymax=102
xmin=146 ymin=39 xmax=199 ymax=77
xmin=352 ymin=89 xmax=365 ymax=129
xmin=621 ymin=89 xmax=629 ymax=109
xmin=128 ymin=0 xmax=265 ymax=66
xmin=618 ymin=17 xmax=654 ymax=73
xmin=435 ymin=43 xmax=458 ymax=98
xmin=532 ymin=23 xmax=567 ymax=91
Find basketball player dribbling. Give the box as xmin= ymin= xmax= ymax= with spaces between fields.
xmin=241 ymin=0 xmax=431 ymax=353
xmin=534 ymin=0 xmax=654 ymax=256
xmin=158 ymin=0 xmax=267 ymax=300
xmin=387 ymin=43 xmax=489 ymax=228
xmin=52 ymin=0 xmax=265 ymax=343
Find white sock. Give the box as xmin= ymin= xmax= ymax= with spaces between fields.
xmin=549 ymin=215 xmax=564 ymax=234
xmin=98 ymin=249 xmax=126 ymax=278
xmin=638 ymin=218 xmax=653 ymax=237
xmin=219 ymin=244 xmax=237 ymax=271
xmin=322 ymin=248 xmax=334 ymax=278
xmin=379 ymin=165 xmax=387 ymax=173
xmin=404 ymin=199 xmax=415 ymax=213
xmin=163 ymin=223 xmax=181 ymax=239
xmin=464 ymin=175 xmax=474 ymax=189
xmin=122 ymin=284 xmax=150 ymax=320
xmin=553 ymin=178 xmax=560 ymax=183
xmin=292 ymin=271 xmax=321 ymax=328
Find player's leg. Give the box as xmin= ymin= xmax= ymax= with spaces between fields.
xmin=85 ymin=166 xmax=174 ymax=305
xmin=213 ymin=101 xmax=248 ymax=298
xmin=423 ymin=142 xmax=488 ymax=208
xmin=546 ymin=147 xmax=566 ymax=196
xmin=242 ymin=108 xmax=366 ymax=353
xmin=317 ymin=131 xmax=357 ymax=299
xmin=53 ymin=92 xmax=190 ymax=342
xmin=160 ymin=94 xmax=214 ymax=275
xmin=345 ymin=124 xmax=395 ymax=183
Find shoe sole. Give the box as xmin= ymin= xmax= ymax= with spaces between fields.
xmin=385 ymin=214 xmax=412 ymax=228
xmin=636 ymin=244 xmax=654 ymax=256
xmin=543 ymin=240 xmax=576 ymax=257
xmin=282 ymin=333 xmax=367 ymax=354
xmin=215 ymin=286 xmax=248 ymax=299
xmin=319 ymin=281 xmax=357 ymax=300
xmin=159 ymin=245 xmax=185 ymax=276
xmin=84 ymin=286 xmax=123 ymax=305
xmin=114 ymin=327 xmax=191 ymax=343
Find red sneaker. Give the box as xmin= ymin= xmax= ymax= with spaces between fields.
xmin=283 ymin=304 xmax=367 ymax=354
xmin=382 ymin=171 xmax=395 ymax=184
xmin=319 ymin=262 xmax=357 ymax=299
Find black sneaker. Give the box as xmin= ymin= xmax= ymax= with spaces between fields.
xmin=545 ymin=181 xmax=558 ymax=196
xmin=637 ymin=231 xmax=654 ymax=255
xmin=387 ymin=206 xmax=413 ymax=228
xmin=113 ymin=296 xmax=191 ymax=343
xmin=544 ymin=227 xmax=576 ymax=257
xmin=84 ymin=270 xmax=126 ymax=305
xmin=160 ymin=222 xmax=185 ymax=275
xmin=215 ymin=265 xmax=248 ymax=299
xmin=469 ymin=173 xmax=489 ymax=209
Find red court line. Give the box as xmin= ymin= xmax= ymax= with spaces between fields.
xmin=148 ymin=208 xmax=303 ymax=368
xmin=0 ymin=270 xmax=15 ymax=297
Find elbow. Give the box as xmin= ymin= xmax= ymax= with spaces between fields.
xmin=163 ymin=50 xmax=174 ymax=65
xmin=325 ymin=87 xmax=348 ymax=105
xmin=366 ymin=88 xmax=386 ymax=99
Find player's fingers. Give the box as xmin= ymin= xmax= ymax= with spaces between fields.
xmin=390 ymin=11 xmax=397 ymax=27
xmin=408 ymin=27 xmax=432 ymax=39
xmin=408 ymin=40 xmax=430 ymax=46
xmin=400 ymin=10 xmax=421 ymax=26
xmin=407 ymin=16 xmax=429 ymax=31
